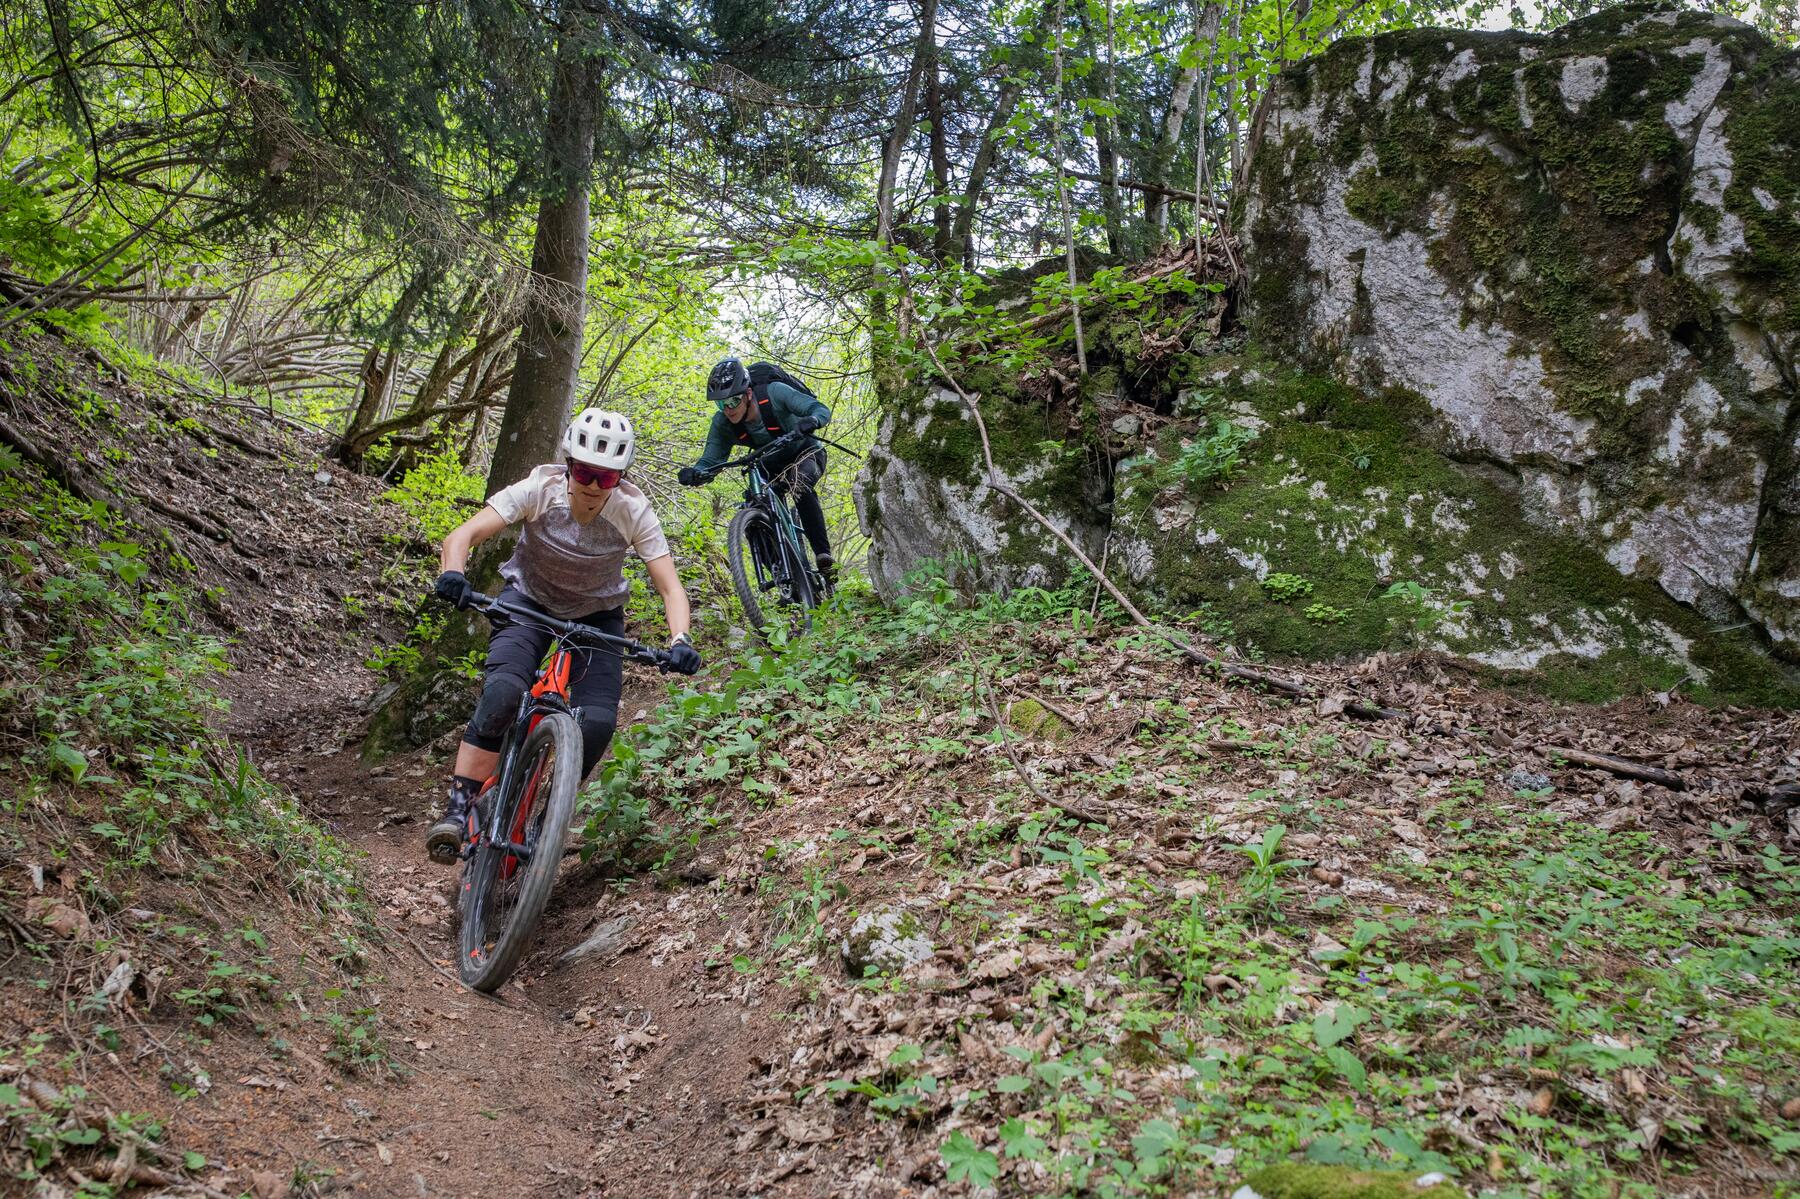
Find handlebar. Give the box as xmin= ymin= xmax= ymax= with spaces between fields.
xmin=461 ymin=590 xmax=671 ymax=669
xmin=715 ymin=430 xmax=862 ymax=475
xmin=715 ymin=431 xmax=808 ymax=473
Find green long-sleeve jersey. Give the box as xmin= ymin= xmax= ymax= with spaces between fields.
xmin=691 ymin=381 xmax=831 ymax=472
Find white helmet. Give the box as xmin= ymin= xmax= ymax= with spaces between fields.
xmin=563 ymin=408 xmax=635 ymax=470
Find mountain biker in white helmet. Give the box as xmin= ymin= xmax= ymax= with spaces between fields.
xmin=424 ymin=408 xmax=701 ymax=864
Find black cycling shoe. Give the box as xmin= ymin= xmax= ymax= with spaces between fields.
xmin=815 ymin=551 xmax=836 ymax=591
xmin=425 ymin=782 xmax=475 ymax=865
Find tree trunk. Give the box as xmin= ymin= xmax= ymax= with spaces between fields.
xmin=1225 ymin=0 xmax=1245 ymax=188
xmin=872 ymin=0 xmax=938 ymax=362
xmin=1150 ymin=0 xmax=1220 ymax=238
xmin=484 ymin=15 xmax=598 ymax=497
xmin=925 ymin=20 xmax=952 ymax=264
xmin=403 ymin=276 xmax=485 ymax=418
xmin=1195 ymin=0 xmax=1225 ymax=261
xmin=1074 ymin=1 xmax=1125 ymax=256
xmin=333 ymin=270 xmax=430 ymax=468
xmin=1053 ymin=0 xmax=1087 ymax=375
xmin=949 ymin=4 xmax=1056 ymax=268
xmin=874 ymin=0 xmax=938 ymax=249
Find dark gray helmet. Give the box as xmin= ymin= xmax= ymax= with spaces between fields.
xmin=707 ymin=357 xmax=749 ymax=405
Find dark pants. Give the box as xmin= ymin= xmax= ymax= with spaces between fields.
xmin=768 ymin=445 xmax=830 ymax=560
xmin=462 ymin=587 xmax=623 ymax=778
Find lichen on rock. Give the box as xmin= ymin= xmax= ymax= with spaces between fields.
xmin=854 ymin=379 xmax=1111 ymax=599
xmin=841 ymin=906 xmax=935 ymax=979
xmin=1112 ymin=363 xmax=1796 ymax=705
xmin=1242 ymin=3 xmax=1800 ymax=659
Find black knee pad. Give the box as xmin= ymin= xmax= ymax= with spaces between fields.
xmin=465 ymin=673 xmax=528 ymax=750
xmin=577 ymin=712 xmax=617 ymax=777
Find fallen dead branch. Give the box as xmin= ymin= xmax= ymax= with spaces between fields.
xmin=1546 ymin=746 xmax=1687 ymax=791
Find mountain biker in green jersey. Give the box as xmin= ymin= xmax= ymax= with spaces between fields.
xmin=425 ymin=408 xmax=701 ymax=864
xmin=677 ymin=357 xmax=835 ymax=581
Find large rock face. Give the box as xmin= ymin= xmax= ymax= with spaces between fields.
xmin=1243 ymin=4 xmax=1799 ymax=660
xmin=856 ymin=381 xmax=1111 ymax=597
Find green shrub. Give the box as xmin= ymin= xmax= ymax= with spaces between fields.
xmin=1260 ymin=572 xmax=1314 ymax=603
xmin=1170 ymin=420 xmax=1258 ymax=488
xmin=384 ymin=447 xmax=484 ymax=544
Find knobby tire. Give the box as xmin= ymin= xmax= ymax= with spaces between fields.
xmin=457 ymin=711 xmax=580 ymax=992
xmin=728 ymin=505 xmax=815 ymax=639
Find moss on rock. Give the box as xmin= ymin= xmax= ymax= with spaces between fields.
xmin=1242 ymin=4 xmax=1800 ymax=660
xmin=1238 ymin=1162 xmax=1468 ymax=1199
xmin=1113 ymin=362 xmax=1798 ymax=706
xmin=1005 ymin=697 xmax=1073 ymax=741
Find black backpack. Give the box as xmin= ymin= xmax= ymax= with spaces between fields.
xmin=732 ymin=361 xmax=817 ymax=445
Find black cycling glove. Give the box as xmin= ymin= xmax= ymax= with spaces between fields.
xmin=666 ymin=638 xmax=702 ymax=676
xmin=433 ymin=570 xmax=473 ymax=610
xmin=792 ymin=417 xmax=822 ymax=436
xmin=677 ymin=466 xmax=713 ymax=487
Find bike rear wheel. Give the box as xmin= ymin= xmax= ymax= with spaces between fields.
xmin=457 ymin=711 xmax=581 ymax=992
xmin=727 ymin=505 xmax=815 ymax=639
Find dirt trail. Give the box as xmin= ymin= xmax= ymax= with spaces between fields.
xmin=223 ymin=662 xmax=815 ymax=1198
xmin=0 ymin=337 xmax=820 ymax=1198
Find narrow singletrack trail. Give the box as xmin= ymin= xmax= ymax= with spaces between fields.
xmin=221 ymin=658 xmax=821 ymax=1197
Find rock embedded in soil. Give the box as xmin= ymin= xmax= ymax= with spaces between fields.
xmin=841 ymin=907 xmax=934 ymax=978
xmin=1504 ymin=768 xmax=1552 ymax=793
xmin=1233 ymin=1163 xmax=1470 ymax=1198
xmin=561 ymin=914 xmax=636 ymax=965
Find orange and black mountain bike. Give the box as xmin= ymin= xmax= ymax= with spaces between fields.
xmin=452 ymin=591 xmax=672 ymax=991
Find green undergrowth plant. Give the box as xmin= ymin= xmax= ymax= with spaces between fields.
xmin=577 ymin=562 xmax=1123 ymax=872
xmin=591 ymin=556 xmax=1800 ymax=1199
xmin=1172 ymin=420 xmax=1259 ymax=488
xmin=383 ymin=446 xmax=485 ymax=545
xmin=0 ymin=417 xmax=377 ymax=1152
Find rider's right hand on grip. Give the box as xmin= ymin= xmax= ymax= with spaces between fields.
xmin=665 ymin=639 xmax=702 ymax=676
xmin=677 ymin=466 xmax=714 ymax=487
xmin=433 ymin=570 xmax=474 ymax=610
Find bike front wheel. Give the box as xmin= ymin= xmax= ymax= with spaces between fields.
xmin=457 ymin=710 xmax=581 ymax=992
xmin=727 ymin=505 xmax=815 ymax=639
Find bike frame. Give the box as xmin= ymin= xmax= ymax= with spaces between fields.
xmin=460 ymin=596 xmax=661 ymax=871
xmin=739 ymin=454 xmax=815 ymax=587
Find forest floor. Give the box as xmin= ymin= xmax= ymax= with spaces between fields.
xmin=4 ymin=334 xmax=1800 ymax=1199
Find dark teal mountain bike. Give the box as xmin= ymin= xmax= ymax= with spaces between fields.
xmin=718 ymin=432 xmax=844 ymax=638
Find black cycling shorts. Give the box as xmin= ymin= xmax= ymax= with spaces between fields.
xmin=462 ymin=586 xmax=623 ymax=777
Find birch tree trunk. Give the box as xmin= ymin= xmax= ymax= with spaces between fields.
xmin=1152 ymin=0 xmax=1222 ymax=238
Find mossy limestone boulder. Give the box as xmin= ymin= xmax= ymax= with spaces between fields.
xmin=855 ymin=383 xmax=1109 ymax=598
xmin=1243 ymin=4 xmax=1800 ymax=660
xmin=1234 ymin=1163 xmax=1468 ymax=1199
xmin=1113 ymin=368 xmax=1796 ymax=705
